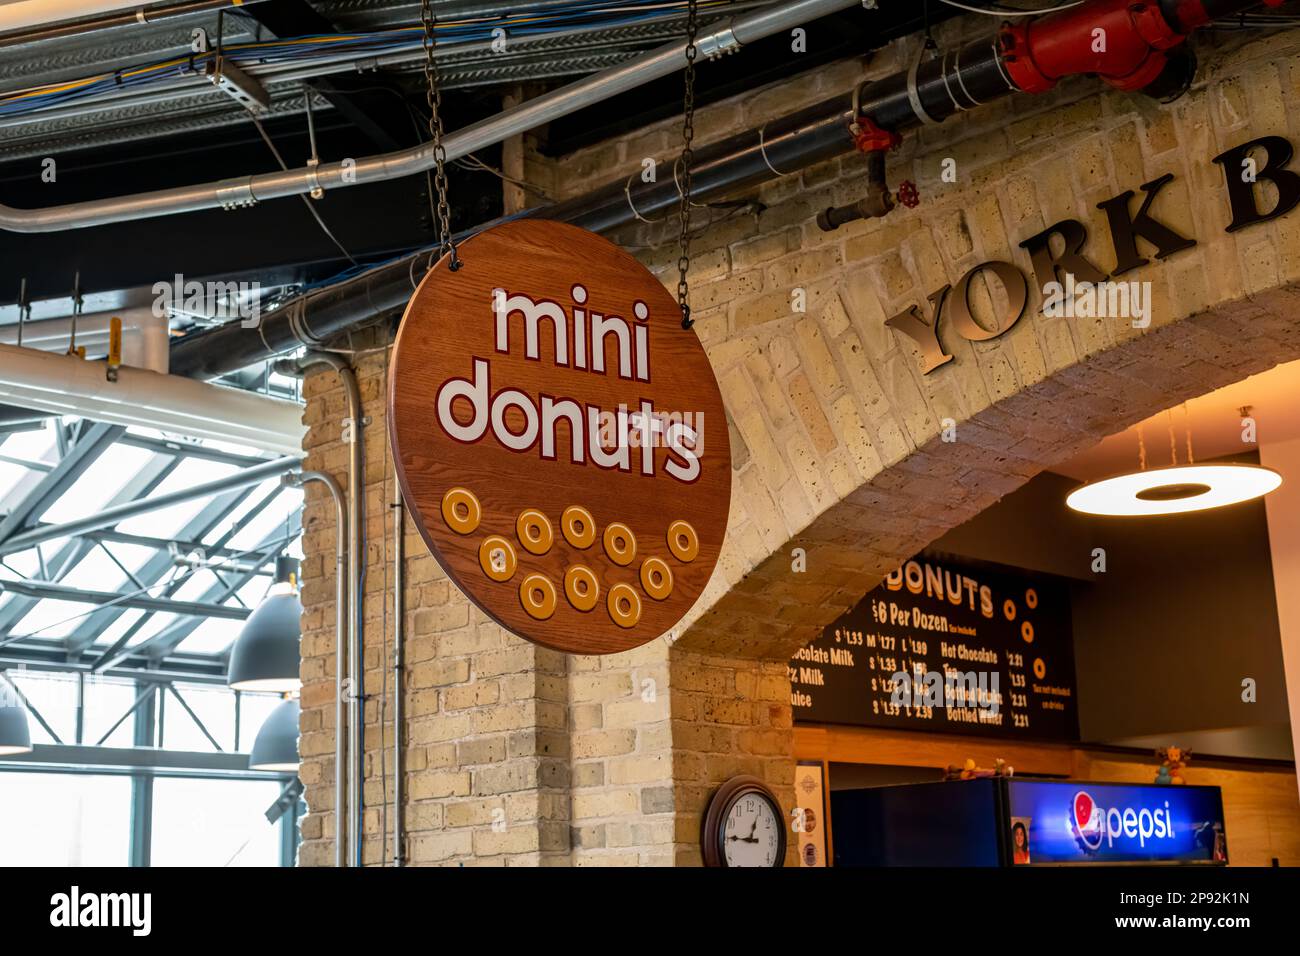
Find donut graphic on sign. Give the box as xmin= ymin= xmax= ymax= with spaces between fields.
xmin=1071 ymin=790 xmax=1104 ymax=853
xmin=389 ymin=220 xmax=731 ymax=656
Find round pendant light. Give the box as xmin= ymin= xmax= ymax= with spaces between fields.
xmin=1066 ymin=463 xmax=1282 ymax=517
xmin=228 ymin=557 xmax=302 ymax=693
xmin=0 ymin=700 xmax=33 ymax=756
xmin=249 ymin=698 xmax=300 ymax=772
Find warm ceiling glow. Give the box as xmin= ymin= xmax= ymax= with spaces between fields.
xmin=1065 ymin=464 xmax=1282 ymax=517
xmin=228 ymin=677 xmax=303 ymax=693
xmin=249 ymin=759 xmax=300 ymax=772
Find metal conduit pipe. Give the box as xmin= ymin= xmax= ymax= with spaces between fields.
xmin=0 ymin=0 xmax=860 ymax=232
xmin=0 ymin=453 xmax=299 ymax=557
xmin=0 ymin=307 xmax=170 ymax=373
xmin=0 ymin=341 xmax=303 ymax=453
xmin=391 ymin=482 xmax=405 ymax=867
xmin=0 ymin=0 xmax=264 ymax=49
xmin=163 ymin=0 xmax=1279 ymax=380
xmin=0 ymin=0 xmax=191 ymax=33
xmin=286 ymin=351 xmax=364 ymax=868
xmin=282 ymin=469 xmax=348 ymax=869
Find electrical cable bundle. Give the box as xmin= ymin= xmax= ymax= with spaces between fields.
xmin=0 ymin=0 xmax=737 ymax=117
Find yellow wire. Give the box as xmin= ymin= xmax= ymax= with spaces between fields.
xmin=1 ymin=3 xmax=719 ymax=105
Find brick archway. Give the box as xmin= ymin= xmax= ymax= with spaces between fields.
xmin=671 ymin=31 xmax=1300 ymax=664
xmin=678 ymin=286 xmax=1300 ymax=663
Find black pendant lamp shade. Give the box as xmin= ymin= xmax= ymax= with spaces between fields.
xmin=249 ymin=698 xmax=301 ymax=771
xmin=0 ymin=697 xmax=32 ymax=756
xmin=227 ymin=556 xmax=302 ymax=692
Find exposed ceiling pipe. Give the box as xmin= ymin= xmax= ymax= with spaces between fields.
xmin=0 ymin=307 xmax=170 ymax=373
xmin=164 ymin=0 xmax=1278 ymax=382
xmin=0 ymin=0 xmax=262 ymax=49
xmin=0 ymin=0 xmax=859 ymax=233
xmin=0 ymin=342 xmax=304 ymax=454
xmin=0 ymin=453 xmax=299 ymax=558
xmin=0 ymin=0 xmax=187 ymax=33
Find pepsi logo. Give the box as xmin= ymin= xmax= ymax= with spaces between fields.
xmin=1071 ymin=789 xmax=1176 ymax=851
xmin=1072 ymin=790 xmax=1104 ymax=851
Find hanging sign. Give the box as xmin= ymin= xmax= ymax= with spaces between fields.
xmin=389 ymin=220 xmax=731 ymax=655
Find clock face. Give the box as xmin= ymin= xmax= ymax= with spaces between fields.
xmin=721 ymin=790 xmax=783 ymax=867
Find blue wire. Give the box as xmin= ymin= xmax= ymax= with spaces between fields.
xmin=0 ymin=1 xmax=709 ymax=115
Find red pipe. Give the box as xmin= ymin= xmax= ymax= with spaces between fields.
xmin=999 ymin=0 xmax=1285 ymax=94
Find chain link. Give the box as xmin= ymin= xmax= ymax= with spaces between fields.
xmin=420 ymin=0 xmax=461 ymax=270
xmin=676 ymin=0 xmax=699 ymax=330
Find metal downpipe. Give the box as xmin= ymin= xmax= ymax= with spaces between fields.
xmin=291 ymin=352 xmax=364 ymax=868
xmin=391 ymin=482 xmax=405 ymax=867
xmin=283 ymin=469 xmax=348 ymax=869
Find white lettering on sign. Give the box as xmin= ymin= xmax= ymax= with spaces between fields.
xmin=436 ymin=285 xmax=703 ymax=482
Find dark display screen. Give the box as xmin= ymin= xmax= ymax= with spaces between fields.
xmin=790 ymin=556 xmax=1080 ymax=741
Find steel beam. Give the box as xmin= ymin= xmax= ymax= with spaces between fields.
xmin=73 ymin=486 xmax=254 ymax=659
xmin=0 ymin=451 xmax=179 ymax=636
xmin=0 ymin=579 xmax=252 ymax=620
xmin=0 ymin=422 xmax=123 ymax=547
xmin=0 ymin=742 xmax=281 ymax=777
xmin=0 ymin=455 xmax=299 ymax=557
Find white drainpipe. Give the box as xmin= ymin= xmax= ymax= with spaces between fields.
xmin=0 ymin=307 xmax=170 ymax=374
xmin=0 ymin=342 xmax=304 ymax=456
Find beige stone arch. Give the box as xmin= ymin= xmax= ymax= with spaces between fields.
xmin=672 ymin=33 xmax=1300 ymax=665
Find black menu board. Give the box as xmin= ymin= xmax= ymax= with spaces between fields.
xmin=790 ymin=556 xmax=1079 ymax=742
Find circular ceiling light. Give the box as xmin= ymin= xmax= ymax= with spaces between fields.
xmin=1066 ymin=463 xmax=1282 ymax=517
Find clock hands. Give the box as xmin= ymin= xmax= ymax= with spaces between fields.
xmin=727 ymin=817 xmax=761 ymax=843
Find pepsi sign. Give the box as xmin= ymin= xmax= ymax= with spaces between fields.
xmin=1008 ymin=780 xmax=1227 ymax=864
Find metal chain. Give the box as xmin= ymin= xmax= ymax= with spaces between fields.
xmin=676 ymin=0 xmax=699 ymax=330
xmin=420 ymin=0 xmax=461 ymax=270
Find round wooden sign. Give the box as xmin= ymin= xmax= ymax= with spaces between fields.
xmin=389 ymin=220 xmax=731 ymax=655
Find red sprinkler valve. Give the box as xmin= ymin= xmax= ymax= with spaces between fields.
xmin=896 ymin=180 xmax=920 ymax=209
xmin=852 ymin=115 xmax=902 ymax=154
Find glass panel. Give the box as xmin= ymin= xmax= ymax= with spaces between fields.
xmin=82 ymin=675 xmax=139 ymax=748
xmin=170 ymin=569 xmax=222 ymax=602
xmin=225 ymin=487 xmax=301 ymax=552
xmin=89 ymin=607 xmax=147 ymax=648
xmin=115 ymin=458 xmax=238 ymax=539
xmin=38 ymin=444 xmax=154 ymax=524
xmin=175 ymin=616 xmax=243 ymax=656
xmin=14 ymin=598 xmax=98 ymax=641
xmin=0 ymin=772 xmax=132 ymax=866
xmin=237 ymin=692 xmax=283 ymax=753
xmin=150 ymin=777 xmax=283 ymax=866
xmin=0 ymin=423 xmax=56 ymax=466
xmin=162 ymin=683 xmax=235 ymax=752
xmin=0 ymin=458 xmax=31 ymax=502
xmin=8 ymin=670 xmax=76 ymax=744
xmin=58 ymin=547 xmax=128 ymax=594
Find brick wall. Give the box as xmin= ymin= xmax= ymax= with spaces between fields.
xmin=297 ymin=21 xmax=1300 ymax=865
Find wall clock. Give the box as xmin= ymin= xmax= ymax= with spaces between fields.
xmin=701 ymin=775 xmax=787 ymax=867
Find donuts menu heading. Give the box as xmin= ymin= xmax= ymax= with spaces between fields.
xmin=790 ymin=556 xmax=1080 ymax=742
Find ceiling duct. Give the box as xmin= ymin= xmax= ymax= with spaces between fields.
xmin=0 ymin=0 xmax=861 ymax=233
xmin=164 ymin=0 xmax=1283 ymax=380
